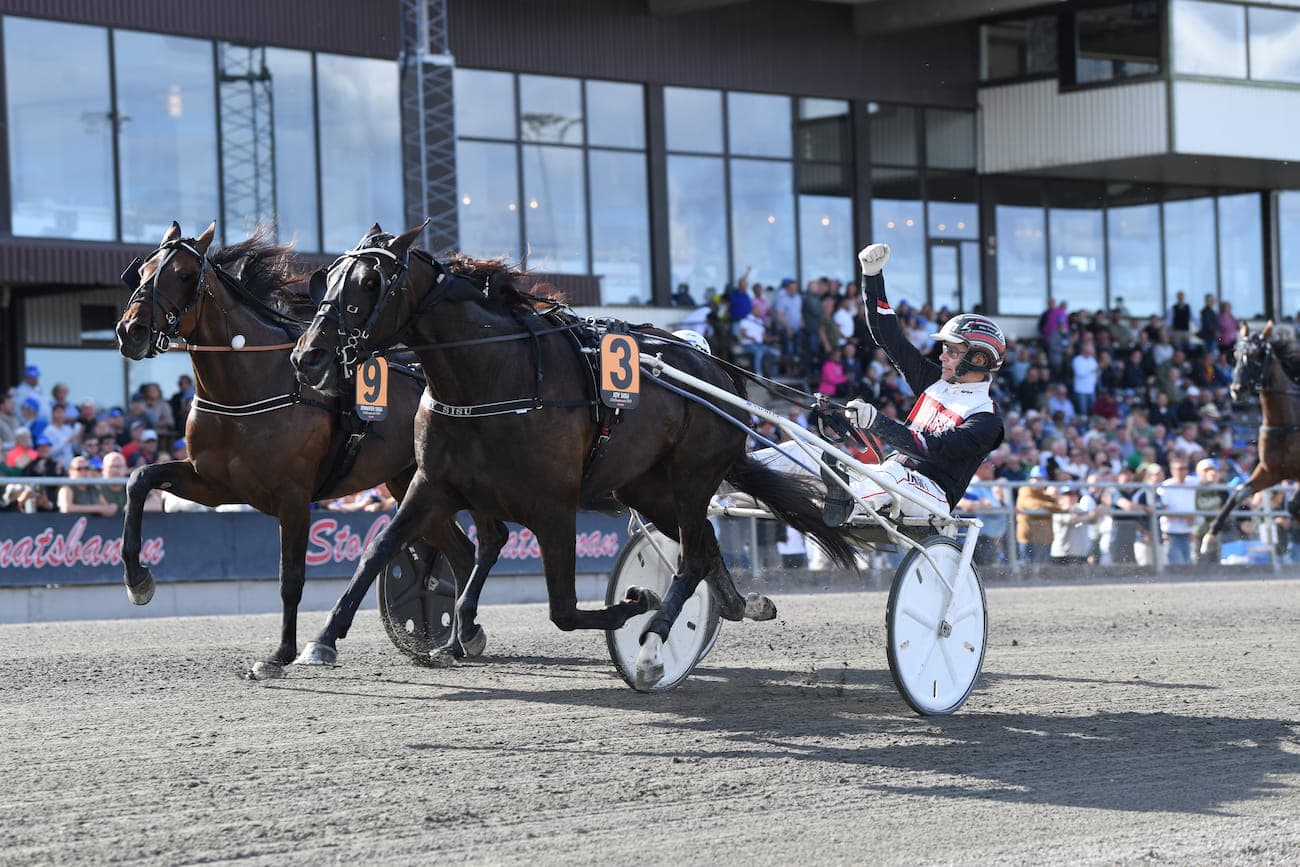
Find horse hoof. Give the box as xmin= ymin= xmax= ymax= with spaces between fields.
xmin=1200 ymin=534 xmax=1216 ymax=556
xmin=461 ymin=626 xmax=488 ymax=658
xmin=744 ymin=592 xmax=778 ymax=621
xmin=423 ymin=648 xmax=457 ymax=669
xmin=125 ymin=569 xmax=155 ymax=606
xmin=634 ymin=634 xmax=665 ymax=692
xmin=294 ymin=642 xmax=338 ymax=666
xmin=629 ymin=586 xmax=662 ymax=611
xmin=248 ymin=660 xmax=286 ymax=681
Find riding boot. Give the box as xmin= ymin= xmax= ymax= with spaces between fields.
xmin=821 ymin=452 xmax=852 ymax=527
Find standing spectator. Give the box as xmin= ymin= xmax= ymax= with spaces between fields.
xmin=1218 ymin=301 xmax=1238 ymax=357
xmin=13 ymin=364 xmax=49 ymax=420
xmin=1157 ymin=459 xmax=1197 ymax=565
xmin=170 ymin=375 xmax=196 ymax=433
xmin=43 ymin=403 xmax=79 ymax=467
xmin=737 ymin=312 xmax=776 ymax=377
xmin=671 ymin=282 xmax=696 ymax=307
xmin=727 ymin=272 xmax=753 ymax=337
xmin=58 ymin=457 xmax=114 ymax=516
xmin=957 ymin=460 xmax=1009 ymax=565
xmin=1070 ymin=341 xmax=1100 ymax=418
xmin=799 ymin=285 xmax=827 ymax=374
xmin=1100 ymin=468 xmax=1144 ymax=565
xmin=1192 ymin=458 xmax=1228 ymax=563
xmin=770 ymin=278 xmax=803 ymax=367
xmin=1132 ymin=464 xmax=1163 ymax=567
xmin=817 ymin=346 xmax=849 ymax=398
xmin=1040 ymin=298 xmax=1068 ymax=345
xmin=1016 ymin=467 xmax=1063 ymax=567
xmin=1167 ymin=291 xmax=1193 ymax=349
xmin=0 ymin=391 xmax=18 ymax=450
xmin=1050 ymin=486 xmax=1102 ymax=565
xmin=775 ymin=523 xmax=807 ymax=569
xmin=18 ymin=397 xmax=45 ymax=441
xmin=1198 ymin=294 xmax=1219 ymax=357
xmin=832 ymin=295 xmax=857 ymax=345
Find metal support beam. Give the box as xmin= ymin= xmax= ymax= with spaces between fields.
xmin=218 ymin=44 xmax=277 ymax=243
xmin=852 ymin=0 xmax=1065 ymax=35
xmin=400 ymin=0 xmax=459 ymax=254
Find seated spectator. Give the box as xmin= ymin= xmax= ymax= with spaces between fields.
xmin=98 ymin=451 xmax=161 ymax=514
xmin=58 ymin=457 xmax=115 ymax=516
xmin=817 ymin=346 xmax=849 ymax=398
xmin=325 ymin=486 xmax=395 ymax=512
xmin=737 ymin=312 xmax=777 ymax=377
xmin=0 ymin=390 xmax=19 ymax=449
xmin=4 ymin=428 xmax=37 ymax=473
xmin=27 ymin=436 xmax=65 ymax=499
xmin=1 ymin=481 xmax=55 ymax=512
xmin=139 ymin=382 xmax=176 ymax=436
xmin=172 ymin=437 xmax=189 ymax=462
xmin=128 ymin=429 xmax=161 ymax=468
xmin=43 ymin=403 xmax=79 ymax=467
xmin=18 ymin=396 xmax=45 ymax=441
xmin=170 ymin=375 xmax=196 ymax=431
xmin=80 ymin=434 xmax=105 ymax=471
xmin=671 ymin=283 xmax=696 ymax=308
xmin=13 ymin=364 xmax=49 ymax=420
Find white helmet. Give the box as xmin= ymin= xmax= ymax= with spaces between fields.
xmin=673 ymin=329 xmax=712 ymax=355
xmin=930 ymin=314 xmax=1006 ymax=377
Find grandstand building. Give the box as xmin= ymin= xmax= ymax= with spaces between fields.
xmin=1 ymin=0 xmax=1297 ymax=400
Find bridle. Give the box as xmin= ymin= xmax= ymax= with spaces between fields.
xmin=308 ymin=234 xmax=481 ymax=379
xmin=121 ymin=239 xmax=211 ymax=357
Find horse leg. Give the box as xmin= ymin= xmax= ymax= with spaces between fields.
xmin=121 ymin=460 xmax=230 ymax=605
xmin=451 ymin=513 xmax=509 ymax=658
xmin=296 ymin=476 xmax=443 ymax=667
xmin=539 ymin=515 xmax=660 ymax=633
xmin=248 ymin=499 xmax=312 ymax=680
xmin=1201 ymin=470 xmax=1272 ymax=555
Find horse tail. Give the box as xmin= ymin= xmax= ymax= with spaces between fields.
xmin=724 ymin=455 xmax=858 ymax=569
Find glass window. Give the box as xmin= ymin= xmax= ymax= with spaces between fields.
xmin=586 ymin=80 xmax=644 ymax=149
xmin=1162 ymin=196 xmax=1217 ymax=313
xmin=1074 ymin=2 xmax=1161 ymax=84
xmin=589 ymin=149 xmax=651 ymax=304
xmin=455 ymin=69 xmax=515 ymax=139
xmin=1049 ymin=207 xmax=1106 ymax=312
xmin=797 ymin=98 xmax=849 ymax=165
xmin=264 ymin=48 xmax=318 ymax=250
xmin=727 ymin=92 xmax=791 ymax=158
xmin=867 ymin=104 xmax=917 ymax=166
xmin=1172 ymin=0 xmax=1247 ymax=78
xmin=995 ymin=205 xmax=1047 ymax=315
xmin=520 ymin=75 xmax=583 ymax=145
xmin=456 ymin=140 xmax=519 ymax=260
xmin=667 ymin=155 xmax=727 ymax=294
xmin=1249 ymin=7 xmax=1300 ymax=84
xmin=926 ymin=173 xmax=979 ymax=240
xmin=664 ymin=87 xmax=722 ymax=154
xmin=1107 ymin=203 xmax=1162 ymax=317
xmin=1217 ymin=193 xmax=1263 ymax=319
xmin=316 ymin=54 xmax=403 ymax=251
xmin=925 ymin=110 xmax=975 ymax=170
xmin=930 ymin=245 xmax=960 ymax=314
xmin=980 ymin=16 xmax=1058 ymax=80
xmin=961 ymin=240 xmax=982 ymax=313
xmin=114 ymin=30 xmax=218 ymax=244
xmin=1281 ymin=191 xmax=1300 ymax=317
xmin=729 ymin=159 xmax=794 ymax=290
xmin=871 ymin=168 xmax=925 ymax=305
xmin=26 ymin=348 xmax=126 ymax=409
xmin=799 ymin=195 xmax=852 ymax=286
xmin=522 ymin=144 xmax=587 ymax=274
xmin=6 ymin=18 xmax=115 ymax=240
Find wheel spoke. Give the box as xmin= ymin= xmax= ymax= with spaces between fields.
xmin=949 ymin=603 xmax=981 ymax=625
xmin=939 ymin=636 xmax=960 ymax=689
xmin=914 ymin=636 xmax=938 ymax=680
xmin=902 ymin=606 xmax=938 ymax=631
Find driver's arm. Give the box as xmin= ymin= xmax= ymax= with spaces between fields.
xmin=864 ymin=409 xmax=1004 ymax=465
xmin=861 ymin=272 xmax=940 ymax=394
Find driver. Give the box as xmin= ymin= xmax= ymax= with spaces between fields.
xmin=822 ymin=243 xmax=1006 ymax=524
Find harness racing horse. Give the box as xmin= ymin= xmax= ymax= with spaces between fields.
xmin=291 ymin=224 xmax=857 ymax=688
xmin=1202 ymin=321 xmax=1300 ymax=555
xmin=115 ymin=222 xmax=508 ymax=678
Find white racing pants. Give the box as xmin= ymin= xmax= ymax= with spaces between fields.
xmin=751 ymin=440 xmax=950 ymax=520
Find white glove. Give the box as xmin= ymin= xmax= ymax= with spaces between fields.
xmin=858 ymin=243 xmax=890 ymax=277
xmin=845 ymin=398 xmax=878 ymax=429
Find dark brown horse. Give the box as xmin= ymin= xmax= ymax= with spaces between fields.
xmin=115 ymin=222 xmax=508 ymax=677
xmin=291 ymin=225 xmax=856 ymax=689
xmin=1202 ymin=321 xmax=1300 ymax=554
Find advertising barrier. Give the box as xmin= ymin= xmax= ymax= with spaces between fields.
xmin=0 ymin=511 xmax=628 ymax=588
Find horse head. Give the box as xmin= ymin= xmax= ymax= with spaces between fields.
xmin=1230 ymin=320 xmax=1273 ymax=404
xmin=116 ymin=220 xmax=216 ymax=359
xmin=292 ymin=223 xmax=493 ymax=395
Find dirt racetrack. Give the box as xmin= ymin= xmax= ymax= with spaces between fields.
xmin=3 ymin=577 xmax=1300 ymax=865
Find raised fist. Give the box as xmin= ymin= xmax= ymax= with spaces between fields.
xmin=858 ymin=243 xmax=890 ymax=277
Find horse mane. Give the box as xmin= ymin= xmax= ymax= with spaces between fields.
xmin=441 ymin=253 xmax=566 ymax=313
xmin=1271 ymin=337 xmax=1300 ymax=384
xmin=208 ymin=228 xmax=316 ymax=323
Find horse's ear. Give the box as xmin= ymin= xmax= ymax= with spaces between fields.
xmin=193 ymin=221 xmax=216 ymax=255
xmin=367 ymin=223 xmax=384 ymax=237
xmin=1262 ymin=320 xmax=1274 ymax=339
xmin=387 ymin=223 xmax=424 ymax=257
xmin=308 ymin=269 xmax=329 ymax=306
xmin=162 ymin=221 xmax=182 ymax=244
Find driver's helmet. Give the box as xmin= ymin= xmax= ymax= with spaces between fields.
xmin=673 ymin=329 xmax=712 ymax=355
xmin=930 ymin=314 xmax=1006 ymax=377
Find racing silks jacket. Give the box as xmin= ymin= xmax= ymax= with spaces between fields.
xmin=859 ymin=273 xmax=1005 ymax=509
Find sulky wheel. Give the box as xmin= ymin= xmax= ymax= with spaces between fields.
xmin=605 ymin=526 xmax=722 ymax=692
xmin=885 ymin=534 xmax=988 ymax=715
xmin=378 ymin=540 xmax=456 ymax=660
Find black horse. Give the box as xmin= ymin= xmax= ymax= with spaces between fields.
xmin=115 ymin=222 xmax=508 ymax=677
xmin=1202 ymin=321 xmax=1300 ymax=555
xmin=291 ymin=225 xmax=856 ymax=688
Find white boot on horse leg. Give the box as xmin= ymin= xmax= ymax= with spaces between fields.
xmin=295 ymin=641 xmax=338 ymax=666
xmin=635 ymin=634 xmax=665 ymax=691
